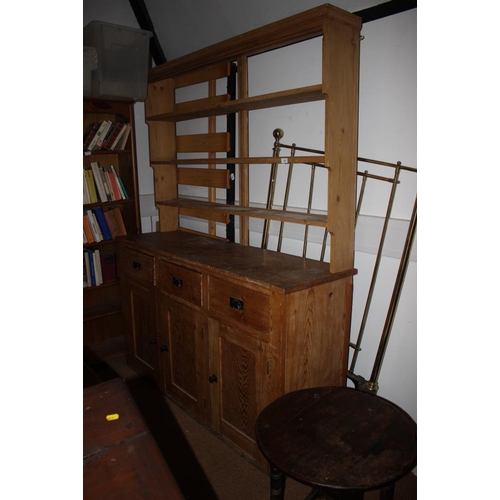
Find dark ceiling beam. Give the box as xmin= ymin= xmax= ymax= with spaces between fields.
xmin=354 ymin=0 xmax=417 ymax=23
xmin=129 ymin=0 xmax=167 ymax=65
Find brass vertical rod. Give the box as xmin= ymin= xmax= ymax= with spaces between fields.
xmin=355 ymin=171 xmax=369 ymax=226
xmin=349 ymin=164 xmax=402 ymax=372
xmin=368 ymin=196 xmax=417 ymax=389
xmin=261 ymin=129 xmax=283 ymax=249
xmin=302 ymin=164 xmax=316 ymax=258
xmin=277 ymin=144 xmax=296 ymax=252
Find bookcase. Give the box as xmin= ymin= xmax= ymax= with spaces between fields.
xmin=83 ymin=98 xmax=141 ymax=346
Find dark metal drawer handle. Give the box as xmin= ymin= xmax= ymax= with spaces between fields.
xmin=230 ymin=297 xmax=244 ymax=311
xmin=132 ymin=261 xmax=141 ymax=270
xmin=172 ymin=277 xmax=183 ymax=288
xmin=208 ymin=374 xmax=218 ymax=383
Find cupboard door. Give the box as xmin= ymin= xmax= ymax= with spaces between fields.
xmin=209 ymin=318 xmax=277 ymax=463
xmin=157 ymin=294 xmax=208 ymax=421
xmin=124 ymin=279 xmax=159 ymax=382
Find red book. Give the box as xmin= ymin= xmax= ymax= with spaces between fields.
xmin=100 ymin=250 xmax=117 ymax=284
xmin=104 ymin=167 xmax=122 ymax=200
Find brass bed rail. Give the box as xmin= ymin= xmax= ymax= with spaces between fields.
xmin=261 ymin=129 xmax=417 ymax=394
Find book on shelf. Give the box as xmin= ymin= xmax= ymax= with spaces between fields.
xmin=95 ymin=121 xmax=114 ymax=151
xmin=83 ymin=248 xmax=117 ymax=288
xmin=83 ymin=170 xmax=90 ymax=204
xmin=93 ymin=248 xmax=103 ymax=286
xmin=111 ymin=165 xmax=129 ymax=199
xmin=83 ymin=214 xmax=95 ymax=243
xmin=103 ymin=167 xmax=121 ymax=200
xmin=84 ymin=248 xmax=97 ymax=286
xmin=83 ymin=161 xmax=128 ymax=204
xmin=90 ymin=162 xmax=108 ymax=202
xmin=83 ymin=252 xmax=89 ymax=287
xmin=97 ymin=122 xmax=117 ymax=150
xmin=103 ymin=122 xmax=125 ymax=150
xmin=83 ymin=250 xmax=91 ymax=287
xmin=83 ymin=121 xmax=102 ymax=151
xmin=83 ymin=120 xmax=131 ymax=152
xmin=93 ymin=207 xmax=112 ymax=241
xmin=86 ymin=209 xmax=103 ymax=242
xmin=84 ymin=168 xmax=99 ymax=203
xmin=100 ymin=250 xmax=117 ymax=284
xmin=86 ymin=120 xmax=110 ymax=152
xmin=114 ymin=123 xmax=131 ymax=150
xmin=104 ymin=207 xmax=127 ymax=238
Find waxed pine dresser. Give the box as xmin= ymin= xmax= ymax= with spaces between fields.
xmin=120 ymin=4 xmax=361 ymax=467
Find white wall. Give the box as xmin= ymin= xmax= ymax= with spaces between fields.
xmin=83 ymin=1 xmax=417 ymax=421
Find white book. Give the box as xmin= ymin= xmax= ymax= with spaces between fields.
xmin=95 ymin=120 xmax=113 ymax=150
xmin=98 ymin=165 xmax=112 ymax=201
xmin=114 ymin=123 xmax=131 ymax=150
xmin=103 ymin=170 xmax=116 ymax=200
xmin=90 ymin=162 xmax=107 ymax=203
xmin=86 ymin=209 xmax=103 ymax=242
xmin=87 ymin=120 xmax=110 ymax=151
xmin=110 ymin=123 xmax=127 ymax=150
xmin=93 ymin=249 xmax=103 ymax=286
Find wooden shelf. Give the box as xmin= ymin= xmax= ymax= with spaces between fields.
xmin=83 ymin=199 xmax=136 ymax=209
xmin=157 ymin=199 xmax=328 ymax=227
xmin=151 ymin=155 xmax=326 ymax=166
xmin=147 ymin=85 xmax=324 ymax=122
xmin=83 ymin=299 xmax=122 ymax=322
xmin=84 ymin=149 xmax=133 ymax=158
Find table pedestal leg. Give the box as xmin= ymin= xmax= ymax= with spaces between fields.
xmin=380 ymin=483 xmax=395 ymax=500
xmin=304 ymin=488 xmax=323 ymax=499
xmin=270 ymin=465 xmax=286 ymax=500
xmin=333 ymin=490 xmax=364 ymax=500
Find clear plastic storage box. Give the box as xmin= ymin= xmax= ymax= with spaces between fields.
xmin=83 ymin=21 xmax=152 ymax=101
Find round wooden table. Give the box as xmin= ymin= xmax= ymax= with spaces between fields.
xmin=255 ymin=387 xmax=416 ymax=500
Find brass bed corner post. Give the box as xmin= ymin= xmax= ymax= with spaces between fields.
xmin=261 ymin=128 xmax=283 ymax=250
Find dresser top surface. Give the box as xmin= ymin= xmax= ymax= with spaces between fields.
xmin=120 ymin=231 xmax=355 ymax=293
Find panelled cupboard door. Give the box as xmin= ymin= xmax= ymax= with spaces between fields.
xmin=208 ymin=318 xmax=277 ymax=464
xmin=124 ymin=279 xmax=159 ymax=383
xmin=157 ymin=293 xmax=208 ymax=421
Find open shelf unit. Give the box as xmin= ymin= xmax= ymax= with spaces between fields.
xmin=83 ymin=98 xmax=141 ymax=345
xmin=145 ymin=3 xmax=361 ymax=274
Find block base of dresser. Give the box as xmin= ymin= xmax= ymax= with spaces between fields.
xmin=119 ymin=230 xmax=356 ymax=463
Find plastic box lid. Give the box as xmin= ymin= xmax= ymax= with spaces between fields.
xmin=83 ymin=21 xmax=152 ymax=101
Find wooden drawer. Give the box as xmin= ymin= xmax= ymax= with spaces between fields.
xmin=208 ymin=276 xmax=271 ymax=337
xmin=157 ymin=260 xmax=202 ymax=307
xmin=122 ymin=248 xmax=155 ymax=285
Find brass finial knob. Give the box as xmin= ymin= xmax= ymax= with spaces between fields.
xmin=273 ymin=128 xmax=284 ymax=141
